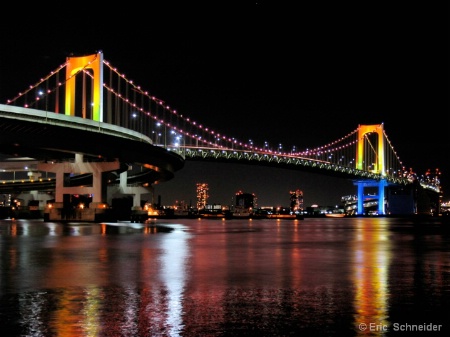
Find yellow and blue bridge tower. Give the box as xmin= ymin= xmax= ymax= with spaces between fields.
xmin=355 ymin=124 xmax=387 ymax=215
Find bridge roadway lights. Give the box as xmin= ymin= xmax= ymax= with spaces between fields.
xmin=354 ymin=179 xmax=388 ymax=215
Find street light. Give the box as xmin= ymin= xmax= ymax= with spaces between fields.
xmin=131 ymin=112 xmax=138 ymax=131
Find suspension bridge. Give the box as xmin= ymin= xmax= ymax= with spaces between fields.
xmin=0 ymin=52 xmax=442 ymax=220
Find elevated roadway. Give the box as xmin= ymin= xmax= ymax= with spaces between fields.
xmin=0 ymin=104 xmax=184 ymax=194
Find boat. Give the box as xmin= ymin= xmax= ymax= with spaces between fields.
xmin=198 ymin=204 xmax=228 ymax=219
xmin=252 ymin=206 xmax=303 ymax=220
xmin=173 ymin=205 xmax=197 ymax=218
xmin=199 ymin=212 xmax=226 ymax=219
xmin=325 ymin=212 xmax=346 ymax=218
xmin=250 ymin=208 xmax=270 ymax=219
xmin=266 ymin=212 xmax=304 ymax=220
xmin=266 ymin=213 xmax=299 ymax=220
xmin=231 ymin=205 xmax=253 ymax=219
xmin=198 ymin=209 xmax=227 ymax=219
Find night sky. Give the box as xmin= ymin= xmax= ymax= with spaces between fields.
xmin=1 ymin=2 xmax=448 ymax=207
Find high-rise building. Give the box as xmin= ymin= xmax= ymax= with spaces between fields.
xmin=196 ymin=183 xmax=209 ymax=210
xmin=290 ymin=189 xmax=304 ymax=212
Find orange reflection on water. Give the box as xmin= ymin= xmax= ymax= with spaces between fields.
xmin=51 ymin=287 xmax=101 ymax=336
xmin=352 ymin=218 xmax=391 ymax=336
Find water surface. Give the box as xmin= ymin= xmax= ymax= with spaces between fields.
xmin=1 ymin=217 xmax=449 ymax=336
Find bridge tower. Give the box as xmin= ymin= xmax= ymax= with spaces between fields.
xmin=38 ymin=52 xmax=152 ymax=220
xmin=65 ymin=52 xmax=103 ymax=121
xmin=355 ymin=124 xmax=387 ymax=215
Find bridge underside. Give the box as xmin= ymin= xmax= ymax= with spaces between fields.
xmin=0 ymin=117 xmax=185 ymax=195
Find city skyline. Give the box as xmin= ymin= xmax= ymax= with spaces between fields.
xmin=152 ymin=161 xmax=357 ymax=208
xmin=0 ymin=2 xmax=448 ymax=205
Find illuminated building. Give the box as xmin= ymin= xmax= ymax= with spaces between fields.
xmin=290 ymin=189 xmax=304 ymax=212
xmin=196 ymin=183 xmax=209 ymax=210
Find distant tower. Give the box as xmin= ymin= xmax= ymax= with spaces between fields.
xmin=196 ymin=183 xmax=209 ymax=210
xmin=290 ymin=189 xmax=304 ymax=212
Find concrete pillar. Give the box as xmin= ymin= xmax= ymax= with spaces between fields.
xmin=37 ymin=154 xmax=120 ymax=205
xmin=120 ymin=170 xmax=128 ymax=190
xmin=117 ymin=170 xmax=152 ymax=208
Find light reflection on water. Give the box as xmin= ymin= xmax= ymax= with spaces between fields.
xmin=352 ymin=219 xmax=391 ymax=337
xmin=0 ymin=217 xmax=449 ymax=336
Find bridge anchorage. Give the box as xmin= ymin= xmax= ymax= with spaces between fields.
xmin=0 ymin=52 xmax=442 ymax=220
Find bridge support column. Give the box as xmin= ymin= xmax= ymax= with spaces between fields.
xmin=37 ymin=154 xmax=120 ymax=205
xmin=357 ymin=183 xmax=364 ymax=215
xmin=377 ymin=179 xmax=388 ymax=215
xmin=354 ymin=179 xmax=388 ymax=215
xmin=117 ymin=170 xmax=153 ymax=208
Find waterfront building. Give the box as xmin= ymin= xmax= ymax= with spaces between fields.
xmin=196 ymin=183 xmax=209 ymax=210
xmin=290 ymin=189 xmax=304 ymax=213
